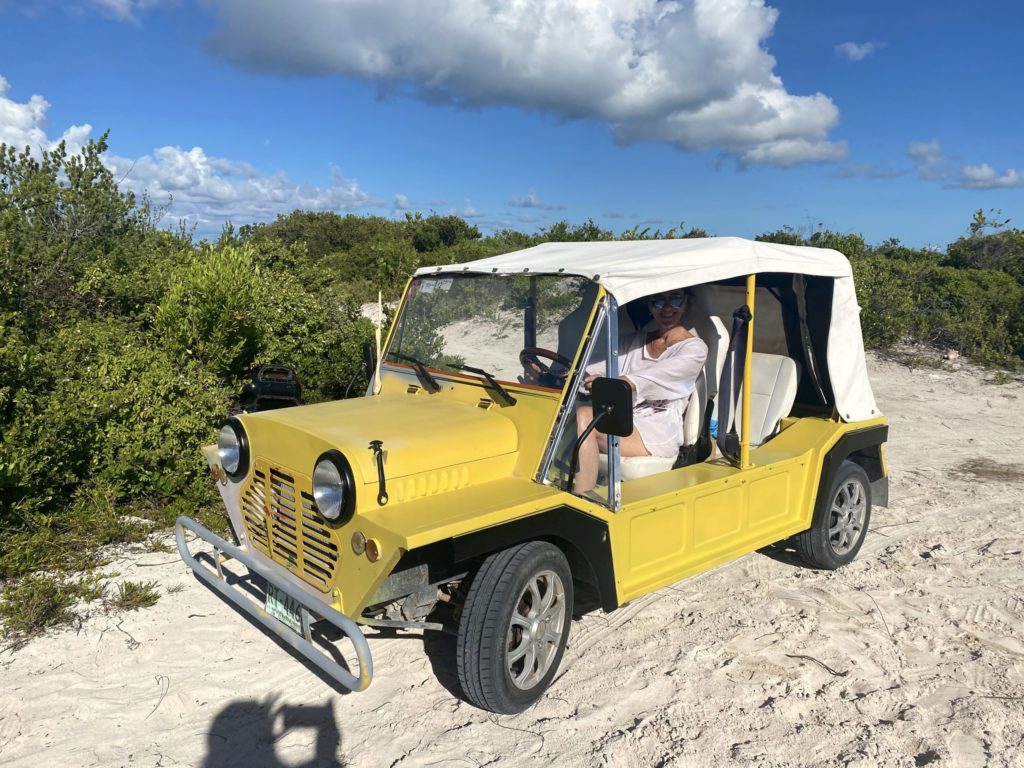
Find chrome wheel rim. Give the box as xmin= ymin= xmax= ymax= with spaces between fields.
xmin=829 ymin=478 xmax=867 ymax=555
xmin=506 ymin=569 xmax=566 ymax=690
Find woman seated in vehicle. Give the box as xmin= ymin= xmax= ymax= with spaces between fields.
xmin=574 ymin=289 xmax=708 ymax=492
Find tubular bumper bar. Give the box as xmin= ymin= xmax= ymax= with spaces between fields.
xmin=174 ymin=515 xmax=373 ymax=692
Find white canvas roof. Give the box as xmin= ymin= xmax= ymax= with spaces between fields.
xmin=416 ymin=237 xmax=851 ymax=304
xmin=416 ymin=237 xmax=880 ymax=422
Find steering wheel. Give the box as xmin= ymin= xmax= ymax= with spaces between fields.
xmin=520 ymin=347 xmax=573 ymax=387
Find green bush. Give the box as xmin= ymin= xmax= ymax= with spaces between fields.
xmin=155 ymin=244 xmax=270 ymax=381
xmin=945 ymin=228 xmax=1024 ymax=284
xmin=852 ymin=257 xmax=1024 ymax=365
xmin=851 ymin=257 xmax=921 ymax=349
xmin=260 ymin=276 xmax=374 ymax=401
xmin=1 ymin=319 xmax=227 ymax=517
xmin=916 ymin=266 xmax=1023 ymax=363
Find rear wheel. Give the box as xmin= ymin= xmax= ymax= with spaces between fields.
xmin=796 ymin=460 xmax=871 ymax=570
xmin=456 ymin=541 xmax=573 ymax=713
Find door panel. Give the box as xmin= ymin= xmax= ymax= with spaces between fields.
xmin=617 ymin=457 xmax=811 ymax=602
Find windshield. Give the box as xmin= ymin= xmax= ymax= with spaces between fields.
xmin=386 ymin=274 xmax=598 ymax=390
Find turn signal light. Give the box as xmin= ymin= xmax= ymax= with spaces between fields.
xmin=365 ymin=538 xmax=381 ymax=563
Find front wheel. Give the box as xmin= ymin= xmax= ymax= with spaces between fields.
xmin=456 ymin=541 xmax=573 ymax=713
xmin=795 ymin=460 xmax=872 ymax=570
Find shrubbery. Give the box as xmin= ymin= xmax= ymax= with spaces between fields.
xmin=0 ymin=138 xmax=377 ymax=632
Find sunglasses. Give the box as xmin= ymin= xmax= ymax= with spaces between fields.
xmin=647 ymin=294 xmax=686 ymax=310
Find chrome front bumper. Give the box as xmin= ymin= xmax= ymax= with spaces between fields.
xmin=174 ymin=515 xmax=373 ymax=692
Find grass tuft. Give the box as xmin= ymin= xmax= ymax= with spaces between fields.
xmin=109 ymin=580 xmax=160 ymax=611
xmin=986 ymin=370 xmax=1016 ymax=385
xmin=0 ymin=575 xmax=79 ymax=641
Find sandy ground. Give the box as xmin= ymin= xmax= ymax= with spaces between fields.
xmin=2 ymin=353 xmax=1023 ymax=768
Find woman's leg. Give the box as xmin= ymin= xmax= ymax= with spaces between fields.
xmin=619 ymin=429 xmax=650 ymax=457
xmin=574 ymin=406 xmax=600 ymax=492
xmin=574 ymin=407 xmax=650 ymax=492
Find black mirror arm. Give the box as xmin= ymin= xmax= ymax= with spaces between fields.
xmin=344 ymin=343 xmax=377 ymax=399
xmin=343 ymin=360 xmax=367 ymax=399
xmin=566 ymin=404 xmax=613 ymax=492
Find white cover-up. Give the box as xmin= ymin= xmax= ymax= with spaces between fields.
xmin=589 ymin=330 xmax=708 ymax=457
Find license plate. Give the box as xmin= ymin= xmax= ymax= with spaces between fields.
xmin=265 ymin=583 xmax=303 ymax=635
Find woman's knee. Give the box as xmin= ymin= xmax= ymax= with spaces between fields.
xmin=576 ymin=405 xmax=594 ymax=430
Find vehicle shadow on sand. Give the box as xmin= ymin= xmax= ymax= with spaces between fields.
xmin=756 ymin=541 xmax=808 ymax=569
xmin=202 ymin=698 xmax=344 ymax=768
xmin=421 ymin=628 xmax=464 ymax=700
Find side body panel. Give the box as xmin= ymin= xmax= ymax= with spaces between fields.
xmin=608 ymin=415 xmax=888 ymax=605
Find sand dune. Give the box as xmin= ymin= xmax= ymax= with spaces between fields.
xmin=2 ymin=354 xmax=1022 ymax=767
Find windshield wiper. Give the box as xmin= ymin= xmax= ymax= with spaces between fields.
xmin=460 ymin=364 xmax=517 ymax=406
xmin=390 ymin=352 xmax=441 ymax=393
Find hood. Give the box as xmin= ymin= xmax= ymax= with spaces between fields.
xmin=243 ymin=394 xmax=519 ymax=483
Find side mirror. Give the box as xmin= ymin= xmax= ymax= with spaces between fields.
xmin=361 ymin=342 xmax=375 ymax=371
xmin=566 ymin=377 xmax=634 ymax=492
xmin=590 ymin=377 xmax=634 ymax=437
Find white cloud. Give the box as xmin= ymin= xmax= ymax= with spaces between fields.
xmin=507 ymin=190 xmax=564 ymax=210
xmin=392 ymin=192 xmax=411 ymax=211
xmin=0 ymin=75 xmax=93 ymax=154
xmin=835 ymin=41 xmax=883 ymax=62
xmin=955 ymin=163 xmax=1024 ymax=190
xmin=203 ymin=0 xmax=846 ymax=167
xmin=0 ymin=74 xmax=381 ymax=232
xmin=90 ymin=0 xmax=164 ymax=23
xmin=907 ymin=138 xmax=950 ymax=180
xmin=450 ymin=202 xmax=486 ymax=219
xmin=107 ymin=146 xmax=380 ymax=224
xmin=6 ymin=0 xmax=168 ymax=23
xmin=906 ymin=138 xmax=1024 ymax=190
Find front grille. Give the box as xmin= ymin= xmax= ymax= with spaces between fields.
xmin=240 ymin=462 xmax=340 ymax=592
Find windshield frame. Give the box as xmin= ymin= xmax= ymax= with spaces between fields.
xmin=535 ymin=292 xmax=622 ymax=510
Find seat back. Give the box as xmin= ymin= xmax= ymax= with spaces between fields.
xmin=694 ymin=315 xmax=728 ymax=398
xmin=676 ymin=315 xmax=728 ymax=447
xmin=703 ymin=316 xmax=728 ymax=422
xmin=731 ymin=352 xmax=799 ymax=446
xmin=681 ymin=367 xmax=707 ymax=446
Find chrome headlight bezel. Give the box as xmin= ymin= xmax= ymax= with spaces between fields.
xmin=217 ymin=418 xmax=250 ymax=481
xmin=313 ymin=450 xmax=355 ymax=523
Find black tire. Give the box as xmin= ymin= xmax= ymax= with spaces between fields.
xmin=456 ymin=541 xmax=573 ymax=714
xmin=796 ymin=460 xmax=872 ymax=570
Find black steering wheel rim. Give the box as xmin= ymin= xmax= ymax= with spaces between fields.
xmin=519 ymin=346 xmax=573 ymax=374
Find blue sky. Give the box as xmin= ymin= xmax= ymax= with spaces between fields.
xmin=1 ymin=0 xmax=1022 ymax=247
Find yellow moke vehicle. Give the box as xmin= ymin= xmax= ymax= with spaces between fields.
xmin=176 ymin=237 xmax=888 ymax=714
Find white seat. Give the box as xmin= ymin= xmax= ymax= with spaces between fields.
xmin=729 ymin=352 xmax=799 ymax=446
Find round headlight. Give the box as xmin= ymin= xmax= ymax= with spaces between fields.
xmin=217 ymin=418 xmax=249 ymax=480
xmin=313 ymin=451 xmax=355 ymax=523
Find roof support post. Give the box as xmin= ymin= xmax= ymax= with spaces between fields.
xmin=740 ymin=274 xmax=756 ymax=469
